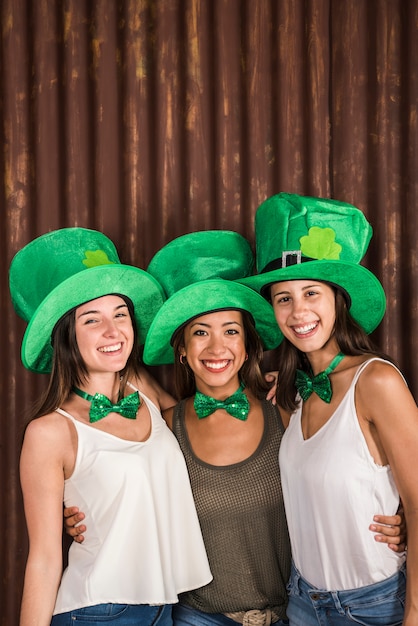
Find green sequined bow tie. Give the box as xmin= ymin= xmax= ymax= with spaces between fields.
xmin=194 ymin=381 xmax=250 ymax=420
xmin=72 ymin=386 xmax=140 ymax=423
xmin=295 ymin=352 xmax=345 ymax=403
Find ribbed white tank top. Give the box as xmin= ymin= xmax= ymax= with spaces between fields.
xmin=53 ymin=386 xmax=212 ymax=614
xmin=279 ymin=358 xmax=405 ymax=590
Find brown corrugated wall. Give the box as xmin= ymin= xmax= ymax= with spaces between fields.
xmin=1 ymin=0 xmax=417 ymax=623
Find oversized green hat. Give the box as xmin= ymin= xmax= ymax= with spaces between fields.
xmin=143 ymin=231 xmax=281 ymax=365
xmin=239 ymin=193 xmax=386 ymax=335
xmin=9 ymin=227 xmax=165 ymax=373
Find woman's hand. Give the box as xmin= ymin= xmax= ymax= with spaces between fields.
xmin=265 ymin=371 xmax=278 ymax=405
xmin=370 ymin=505 xmax=407 ymax=552
xmin=64 ymin=506 xmax=86 ymax=543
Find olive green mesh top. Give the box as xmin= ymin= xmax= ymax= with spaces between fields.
xmin=172 ymin=399 xmax=290 ymax=618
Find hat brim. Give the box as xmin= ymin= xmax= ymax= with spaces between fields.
xmin=22 ymin=264 xmax=165 ymax=373
xmin=143 ymin=279 xmax=282 ymax=365
xmin=239 ymin=260 xmax=386 ymax=335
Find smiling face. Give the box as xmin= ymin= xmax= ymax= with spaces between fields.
xmin=270 ymin=279 xmax=337 ymax=356
xmin=180 ymin=310 xmax=246 ymax=397
xmin=75 ymin=294 xmax=134 ymax=375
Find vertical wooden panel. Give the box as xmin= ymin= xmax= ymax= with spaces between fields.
xmin=63 ymin=0 xmax=95 ymax=224
xmin=2 ymin=2 xmax=34 ymax=622
xmin=153 ymin=0 xmax=184 ymax=245
xmin=241 ymin=0 xmax=275 ymax=233
xmin=119 ymin=0 xmax=156 ymax=266
xmin=91 ymin=0 xmax=122 ymax=233
xmin=402 ymin=1 xmax=418 ymax=388
xmin=330 ymin=4 xmax=378 ymax=247
xmin=212 ymin=0 xmax=243 ymax=228
xmin=31 ymin=0 xmax=63 ymax=231
xmin=183 ymin=0 xmax=215 ymax=233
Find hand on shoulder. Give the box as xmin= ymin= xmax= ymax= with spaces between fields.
xmin=135 ymin=366 xmax=176 ymax=412
xmin=162 ymin=406 xmax=174 ymax=430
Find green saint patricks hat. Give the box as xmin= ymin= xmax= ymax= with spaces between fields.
xmin=142 ymin=230 xmax=281 ymax=365
xmin=9 ymin=227 xmax=165 ymax=373
xmin=239 ymin=193 xmax=386 ymax=336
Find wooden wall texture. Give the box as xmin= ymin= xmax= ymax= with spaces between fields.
xmin=1 ymin=0 xmax=417 ymax=623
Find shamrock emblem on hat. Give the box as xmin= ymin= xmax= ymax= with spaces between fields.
xmin=300 ymin=226 xmax=342 ymax=260
xmin=82 ymin=250 xmax=115 ymax=268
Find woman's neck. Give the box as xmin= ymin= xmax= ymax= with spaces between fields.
xmin=78 ymin=372 xmax=122 ymax=402
xmin=194 ymin=376 xmax=242 ymax=400
xmin=304 ymin=340 xmax=341 ymax=375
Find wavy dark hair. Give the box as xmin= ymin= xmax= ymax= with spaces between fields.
xmin=275 ymin=288 xmax=392 ymax=412
xmin=171 ymin=309 xmax=270 ymax=400
xmin=28 ymin=295 xmax=142 ymax=421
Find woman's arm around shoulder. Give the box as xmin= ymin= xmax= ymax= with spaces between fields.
xmin=162 ymin=406 xmax=175 ymax=430
xmin=136 ymin=366 xmax=176 ymax=411
xmin=19 ymin=413 xmax=74 ymax=626
xmin=357 ymin=359 xmax=418 ymax=623
xmin=277 ymin=405 xmax=292 ymax=429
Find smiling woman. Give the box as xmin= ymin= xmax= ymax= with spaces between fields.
xmin=240 ymin=193 xmax=418 ymax=626
xmin=8 ymin=227 xmax=212 ymax=626
xmin=142 ymin=231 xmax=291 ymax=625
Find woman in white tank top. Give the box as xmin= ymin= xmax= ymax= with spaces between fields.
xmin=240 ymin=193 xmax=418 ymax=626
xmin=9 ymin=228 xmax=212 ymax=626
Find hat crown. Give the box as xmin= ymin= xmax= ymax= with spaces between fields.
xmin=10 ymin=227 xmax=120 ymax=323
xmin=143 ymin=230 xmax=282 ymax=365
xmin=255 ymin=193 xmax=372 ymax=273
xmin=147 ymin=230 xmax=254 ymax=297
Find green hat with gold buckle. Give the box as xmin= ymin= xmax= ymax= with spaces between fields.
xmin=9 ymin=227 xmax=165 ymax=373
xmin=239 ymin=193 xmax=386 ymax=336
xmin=143 ymin=230 xmax=281 ymax=365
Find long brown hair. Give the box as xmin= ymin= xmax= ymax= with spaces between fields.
xmin=28 ymin=295 xmax=143 ymax=421
xmin=171 ymin=310 xmax=270 ymax=400
xmin=275 ymin=289 xmax=392 ymax=412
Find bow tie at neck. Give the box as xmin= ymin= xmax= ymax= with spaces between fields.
xmin=72 ymin=386 xmax=140 ymax=423
xmin=194 ymin=381 xmax=250 ymax=420
xmin=295 ymin=352 xmax=345 ymax=403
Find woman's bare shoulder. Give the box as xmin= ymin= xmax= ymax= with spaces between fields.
xmin=357 ymin=358 xmax=404 ymax=392
xmin=24 ymin=411 xmax=70 ymax=440
xmin=21 ymin=411 xmax=75 ymax=476
xmin=356 ymin=358 xmax=416 ymax=424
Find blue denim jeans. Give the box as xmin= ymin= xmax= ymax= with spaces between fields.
xmin=51 ymin=603 xmax=172 ymax=625
xmin=286 ymin=562 xmax=406 ymax=625
xmin=173 ymin=603 xmax=289 ymax=625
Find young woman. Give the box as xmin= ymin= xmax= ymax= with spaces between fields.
xmin=241 ymin=193 xmax=418 ymax=626
xmin=64 ymin=230 xmax=406 ymax=626
xmin=143 ymin=270 xmax=292 ymax=625
xmin=9 ymin=228 xmax=211 ymax=626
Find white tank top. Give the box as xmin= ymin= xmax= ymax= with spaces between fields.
xmin=279 ymin=358 xmax=406 ymax=590
xmin=53 ymin=386 xmax=212 ymax=614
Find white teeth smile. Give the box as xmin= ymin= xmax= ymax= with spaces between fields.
xmin=99 ymin=343 xmax=122 ymax=353
xmin=293 ymin=322 xmax=317 ymax=335
xmin=203 ymin=360 xmax=229 ymax=370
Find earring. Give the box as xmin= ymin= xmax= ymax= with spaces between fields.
xmin=245 ymin=353 xmax=248 ymax=361
xmin=179 ymin=354 xmax=186 ymax=364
